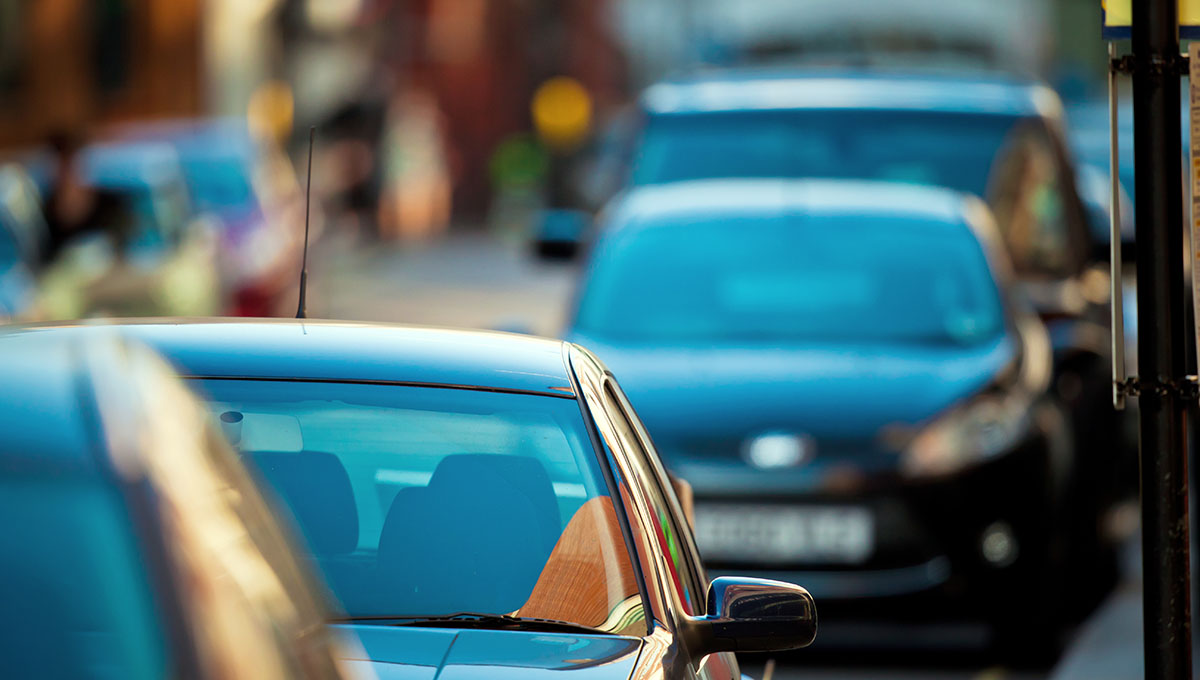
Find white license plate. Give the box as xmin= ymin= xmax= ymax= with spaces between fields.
xmin=693 ymin=504 xmax=874 ymax=565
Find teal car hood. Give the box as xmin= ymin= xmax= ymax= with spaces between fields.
xmin=334 ymin=625 xmax=643 ymax=680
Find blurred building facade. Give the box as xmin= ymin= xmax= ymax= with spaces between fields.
xmin=0 ymin=0 xmax=204 ymax=147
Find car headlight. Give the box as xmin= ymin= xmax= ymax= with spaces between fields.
xmin=899 ymin=394 xmax=1033 ymax=478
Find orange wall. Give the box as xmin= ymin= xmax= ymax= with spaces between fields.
xmin=0 ymin=0 xmax=203 ymax=148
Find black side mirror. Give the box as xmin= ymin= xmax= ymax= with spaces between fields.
xmin=685 ymin=576 xmax=817 ymax=656
xmin=533 ymin=208 xmax=589 ymax=260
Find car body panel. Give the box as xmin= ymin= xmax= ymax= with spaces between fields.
xmin=11 ymin=318 xmax=576 ymax=395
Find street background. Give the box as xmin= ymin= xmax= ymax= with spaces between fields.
xmin=0 ymin=0 xmax=1171 ymax=677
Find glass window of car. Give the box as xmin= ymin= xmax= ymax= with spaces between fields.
xmin=194 ymin=379 xmax=648 ymax=636
xmin=576 ymin=212 xmax=1007 ymax=347
xmin=632 ymin=109 xmax=1023 ymax=197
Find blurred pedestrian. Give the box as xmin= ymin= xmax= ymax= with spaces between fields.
xmin=39 ymin=129 xmax=133 ymax=265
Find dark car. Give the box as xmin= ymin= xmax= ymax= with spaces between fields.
xmin=11 ymin=318 xmax=819 ymax=679
xmin=564 ymin=179 xmax=1098 ymax=658
xmin=0 ymin=331 xmax=357 ymax=679
xmin=561 ymin=68 xmax=1133 ymax=589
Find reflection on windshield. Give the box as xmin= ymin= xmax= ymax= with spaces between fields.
xmin=577 ymin=213 xmax=1006 ymax=346
xmin=194 ymin=380 xmax=647 ymax=637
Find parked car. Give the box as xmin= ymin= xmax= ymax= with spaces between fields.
xmin=541 ymin=68 xmax=1132 ymax=593
xmin=11 ymin=318 xmax=819 ymax=679
xmin=111 ymin=118 xmax=307 ymax=317
xmin=0 ymin=330 xmax=358 ymax=679
xmin=33 ymin=140 xmax=222 ymax=318
xmin=564 ymin=178 xmax=1108 ymax=659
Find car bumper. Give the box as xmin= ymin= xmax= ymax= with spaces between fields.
xmin=689 ymin=432 xmax=1057 ymax=620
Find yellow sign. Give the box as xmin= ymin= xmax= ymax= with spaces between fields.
xmin=1103 ymin=0 xmax=1200 ymax=37
xmin=531 ymin=77 xmax=593 ymax=152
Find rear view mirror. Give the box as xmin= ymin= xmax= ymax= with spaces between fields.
xmin=533 ymin=209 xmax=589 ymax=260
xmin=686 ymin=576 xmax=817 ymax=656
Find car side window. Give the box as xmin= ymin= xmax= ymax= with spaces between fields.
xmin=601 ymin=380 xmax=707 ymax=616
xmin=986 ymin=123 xmax=1079 ymax=277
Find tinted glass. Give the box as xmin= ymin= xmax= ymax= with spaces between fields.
xmin=632 ymin=109 xmax=1023 ymax=197
xmin=195 ymin=380 xmax=647 ymax=636
xmin=576 ymin=214 xmax=1005 ymax=346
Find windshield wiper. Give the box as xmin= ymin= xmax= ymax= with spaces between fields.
xmin=331 ymin=612 xmax=614 ymax=635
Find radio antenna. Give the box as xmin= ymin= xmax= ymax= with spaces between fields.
xmin=296 ymin=126 xmax=315 ymax=319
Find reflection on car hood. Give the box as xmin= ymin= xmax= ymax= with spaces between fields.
xmin=572 ymin=334 xmax=1016 ymax=445
xmin=334 ymin=625 xmax=643 ymax=680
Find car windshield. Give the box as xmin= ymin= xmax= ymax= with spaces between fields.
xmin=576 ymin=214 xmax=1006 ymax=346
xmin=192 ymin=380 xmax=647 ymax=636
xmin=632 ymin=109 xmax=1023 ymax=197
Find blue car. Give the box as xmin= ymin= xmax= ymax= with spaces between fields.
xmin=565 ymin=179 xmax=1097 ymax=658
xmin=29 ymin=140 xmax=222 ymax=318
xmin=582 ymin=68 xmax=1132 ymax=589
xmin=112 ymin=118 xmax=307 ymax=317
xmin=0 ymin=331 xmax=355 ymax=679
xmin=12 ymin=319 xmax=819 ymax=679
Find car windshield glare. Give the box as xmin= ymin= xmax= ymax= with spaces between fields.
xmin=632 ymin=109 xmax=1022 ymax=197
xmin=576 ymin=213 xmax=1006 ymax=347
xmin=193 ymin=380 xmax=647 ymax=637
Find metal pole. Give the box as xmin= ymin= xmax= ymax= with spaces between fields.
xmin=1110 ymin=40 xmax=1127 ymax=411
xmin=1132 ymin=0 xmax=1192 ymax=677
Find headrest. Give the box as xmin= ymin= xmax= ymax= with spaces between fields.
xmin=249 ymin=450 xmax=359 ymax=556
xmin=429 ymin=454 xmax=561 ymax=553
xmin=375 ymin=454 xmax=561 ymax=615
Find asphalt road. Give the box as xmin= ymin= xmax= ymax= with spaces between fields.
xmin=309 ymin=229 xmax=1055 ymax=680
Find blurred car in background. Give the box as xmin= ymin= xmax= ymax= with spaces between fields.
xmin=564 ymin=179 xmax=1112 ymax=660
xmin=112 ymin=118 xmax=306 ymax=317
xmin=33 ymin=140 xmax=222 ymax=318
xmin=559 ymin=67 xmax=1134 ymax=565
xmin=0 ymin=164 xmax=47 ymax=319
xmin=688 ymin=0 xmax=1050 ymax=75
xmin=0 ymin=331 xmax=357 ymax=679
xmin=16 ymin=318 xmax=820 ymax=679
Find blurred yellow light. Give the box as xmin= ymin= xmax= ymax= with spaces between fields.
xmin=1103 ymin=0 xmax=1200 ymax=28
xmin=248 ymin=81 xmax=295 ymax=143
xmin=532 ymin=77 xmax=593 ymax=151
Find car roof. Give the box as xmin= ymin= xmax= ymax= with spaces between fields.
xmin=4 ymin=318 xmax=577 ymax=396
xmin=641 ymin=67 xmax=1059 ymax=119
xmin=0 ymin=333 xmax=104 ymax=472
xmin=608 ymin=178 xmax=976 ymax=230
xmin=82 ymin=141 xmax=186 ymax=190
xmin=111 ymin=117 xmax=257 ymax=164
